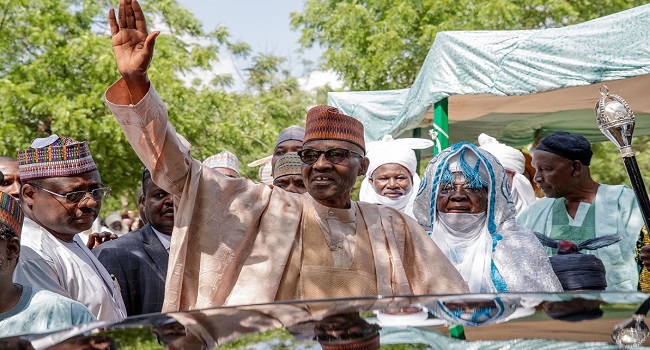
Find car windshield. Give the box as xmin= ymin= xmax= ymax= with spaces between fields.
xmin=2 ymin=292 xmax=649 ymax=349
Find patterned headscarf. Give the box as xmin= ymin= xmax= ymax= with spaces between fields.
xmin=18 ymin=134 xmax=98 ymax=182
xmin=415 ymin=142 xmax=563 ymax=293
xmin=414 ymin=142 xmax=514 ymax=232
xmin=429 ymin=295 xmax=521 ymax=327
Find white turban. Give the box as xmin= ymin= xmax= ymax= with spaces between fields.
xmin=104 ymin=211 xmax=128 ymax=236
xmin=477 ymin=134 xmax=525 ymax=174
xmin=478 ymin=134 xmax=536 ymax=216
xmin=360 ymin=135 xmax=433 ymax=218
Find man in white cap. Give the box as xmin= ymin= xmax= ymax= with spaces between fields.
xmin=477 ymin=133 xmax=536 ymax=216
xmin=359 ymin=135 xmax=432 ymax=219
xmin=14 ymin=135 xmax=127 ymax=321
xmin=203 ymin=150 xmax=240 ymax=178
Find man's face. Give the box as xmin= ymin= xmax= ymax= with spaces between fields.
xmin=532 ymin=150 xmax=576 ymax=198
xmin=369 ymin=163 xmax=413 ymax=199
xmin=273 ymin=174 xmax=307 ymax=194
xmin=436 ymin=173 xmax=488 ymax=214
xmin=301 ymin=140 xmax=368 ymax=208
xmin=142 ymin=178 xmax=174 ymax=235
xmin=0 ymin=160 xmax=20 ymax=200
xmin=272 ymin=140 xmax=303 ymax=168
xmin=0 ymin=233 xmax=20 ymax=282
xmin=23 ymin=171 xmax=103 ymax=240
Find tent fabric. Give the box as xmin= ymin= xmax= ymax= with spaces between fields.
xmin=328 ymin=4 xmax=650 ymax=145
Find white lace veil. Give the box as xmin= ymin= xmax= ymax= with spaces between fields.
xmin=414 ymin=142 xmax=563 ymax=293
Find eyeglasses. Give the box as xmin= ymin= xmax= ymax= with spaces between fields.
xmin=298 ymin=148 xmax=363 ymax=165
xmin=29 ymin=183 xmax=111 ymax=203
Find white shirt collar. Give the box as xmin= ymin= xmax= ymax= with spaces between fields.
xmin=151 ymin=226 xmax=171 ymax=251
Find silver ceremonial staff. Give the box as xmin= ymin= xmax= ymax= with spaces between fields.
xmin=595 ymin=86 xmax=650 ymax=232
xmin=596 ymin=86 xmax=650 ymax=347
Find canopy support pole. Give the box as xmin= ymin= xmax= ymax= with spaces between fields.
xmin=412 ymin=128 xmax=422 ymax=174
xmin=433 ymin=98 xmax=449 ymax=155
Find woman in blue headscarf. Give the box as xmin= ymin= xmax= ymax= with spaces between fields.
xmin=414 ymin=142 xmax=562 ymax=293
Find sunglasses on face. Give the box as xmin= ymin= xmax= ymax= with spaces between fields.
xmin=297 ymin=148 xmax=363 ymax=165
xmin=29 ymin=182 xmax=111 ymax=204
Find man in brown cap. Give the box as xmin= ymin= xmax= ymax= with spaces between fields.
xmin=104 ymin=0 xmax=467 ymax=312
xmin=13 ymin=135 xmax=127 ymax=321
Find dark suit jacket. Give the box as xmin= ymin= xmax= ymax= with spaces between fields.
xmin=93 ymin=224 xmax=168 ymax=316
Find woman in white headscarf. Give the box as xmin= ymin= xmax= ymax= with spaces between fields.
xmin=414 ymin=142 xmax=562 ymax=293
xmin=359 ymin=136 xmax=433 ymax=219
xmin=478 ymin=133 xmax=536 ymax=216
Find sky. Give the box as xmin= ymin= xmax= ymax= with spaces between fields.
xmin=175 ymin=0 xmax=340 ymax=90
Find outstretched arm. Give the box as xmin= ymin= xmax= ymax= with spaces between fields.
xmin=108 ymin=0 xmax=159 ymax=105
xmin=106 ymin=0 xmax=196 ymax=197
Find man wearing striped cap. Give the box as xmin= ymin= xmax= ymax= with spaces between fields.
xmin=272 ymin=153 xmax=306 ymax=194
xmin=14 ymin=135 xmax=127 ymax=321
xmin=105 ymin=0 xmax=467 ymax=312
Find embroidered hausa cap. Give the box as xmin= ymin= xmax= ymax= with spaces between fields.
xmin=275 ymin=125 xmax=305 ymax=148
xmin=273 ymin=153 xmax=303 ymax=180
xmin=17 ymin=134 xmax=98 ymax=182
xmin=203 ymin=150 xmax=240 ymax=176
xmin=304 ymin=106 xmax=365 ymax=153
xmin=0 ymin=191 xmax=24 ymax=238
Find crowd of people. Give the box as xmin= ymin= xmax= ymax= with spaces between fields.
xmin=0 ymin=0 xmax=649 ymax=342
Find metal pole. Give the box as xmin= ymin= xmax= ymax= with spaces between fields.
xmin=433 ymin=98 xmax=449 ymax=156
xmin=413 ymin=128 xmax=421 ymax=174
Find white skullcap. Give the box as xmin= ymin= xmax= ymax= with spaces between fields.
xmin=360 ymin=135 xmax=433 ymax=219
xmin=365 ymin=135 xmax=433 ymax=178
xmin=477 ymin=133 xmax=525 ymax=174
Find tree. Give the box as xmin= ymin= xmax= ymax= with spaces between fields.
xmin=590 ymin=137 xmax=650 ymax=189
xmin=291 ymin=0 xmax=647 ymax=91
xmin=0 ymin=0 xmax=310 ymax=212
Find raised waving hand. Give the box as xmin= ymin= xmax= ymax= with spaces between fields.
xmin=109 ymin=0 xmax=159 ymax=102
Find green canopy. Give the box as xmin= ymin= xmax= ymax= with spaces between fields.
xmin=328 ymin=4 xmax=650 ymax=147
